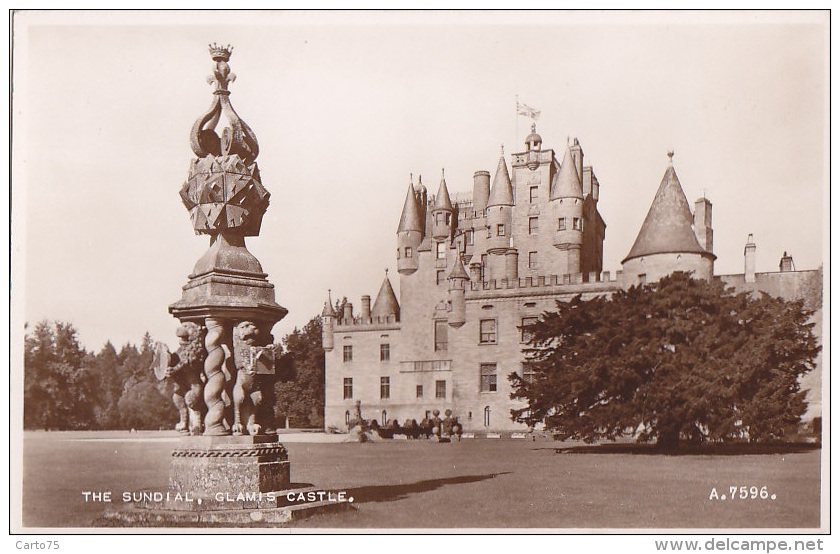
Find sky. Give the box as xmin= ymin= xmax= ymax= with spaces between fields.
xmin=12 ymin=10 xmax=828 ymax=353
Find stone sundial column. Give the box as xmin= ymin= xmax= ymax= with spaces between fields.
xmin=169 ymin=43 xmax=287 ymax=437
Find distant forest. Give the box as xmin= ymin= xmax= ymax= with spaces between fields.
xmin=23 ymin=317 xmax=326 ymax=431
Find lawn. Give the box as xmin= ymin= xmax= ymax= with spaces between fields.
xmin=18 ymin=431 xmax=822 ymax=530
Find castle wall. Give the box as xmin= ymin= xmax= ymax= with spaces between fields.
xmin=324 ymin=322 xmax=401 ymax=430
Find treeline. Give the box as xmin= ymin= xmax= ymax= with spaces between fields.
xmin=23 ymin=317 xmax=326 ymax=431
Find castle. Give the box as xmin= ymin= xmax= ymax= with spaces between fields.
xmin=321 ymin=124 xmax=822 ymax=433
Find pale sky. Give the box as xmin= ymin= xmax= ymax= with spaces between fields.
xmin=12 ymin=10 xmax=828 ymax=352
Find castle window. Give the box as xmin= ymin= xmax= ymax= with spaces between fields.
xmin=465 ymin=230 xmax=474 ymax=245
xmin=480 ymin=363 xmax=498 ymax=392
xmin=404 ymin=246 xmax=412 ymax=258
xmin=434 ymin=320 xmax=448 ymax=352
xmin=529 ymin=217 xmax=539 ymax=234
xmin=496 ymin=224 xmax=505 ymax=237
xmin=380 ymin=376 xmax=390 ymax=399
xmin=436 ymin=270 xmax=445 ymax=285
xmin=380 ymin=343 xmax=390 ymax=362
xmin=480 ymin=254 xmax=487 ymax=282
xmin=435 ymin=380 xmax=446 ymax=399
xmin=479 ymin=319 xmax=497 ymax=344
xmin=416 ymin=385 xmax=424 ymax=399
xmin=436 ymin=242 xmax=446 ymax=259
xmin=343 ymin=378 xmax=353 ymax=400
xmin=484 ymin=405 xmax=491 ymax=427
xmin=445 ymin=213 xmax=452 ymax=226
xmin=558 ymin=217 xmax=566 ymax=230
xmin=522 ymin=362 xmax=537 ymax=384
xmin=343 ymin=345 xmax=353 ymax=363
xmin=573 ymin=217 xmax=582 ymax=231
xmin=638 ymin=273 xmax=647 ymax=285
xmin=528 ymin=251 xmax=538 ymax=269
xmin=436 ymin=213 xmax=444 ymax=225
xmin=529 ymin=186 xmax=538 ymax=203
xmin=345 ymin=410 xmax=351 ymax=424
xmin=521 ymin=317 xmax=538 ymax=343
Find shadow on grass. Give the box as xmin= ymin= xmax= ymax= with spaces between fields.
xmin=345 ymin=472 xmax=510 ymax=504
xmin=552 ymin=442 xmax=821 ymax=456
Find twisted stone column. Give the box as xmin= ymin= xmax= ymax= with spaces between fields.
xmin=203 ymin=317 xmax=229 ymax=435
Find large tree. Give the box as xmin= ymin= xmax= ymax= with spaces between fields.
xmin=510 ymin=272 xmax=820 ymax=447
xmin=274 ymin=316 xmax=325 ymax=429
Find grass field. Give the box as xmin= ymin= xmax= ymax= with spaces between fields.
xmin=18 ymin=431 xmax=822 ymax=530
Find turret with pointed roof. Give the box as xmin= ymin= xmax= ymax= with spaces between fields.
xmin=371 ymin=272 xmax=400 ymax=321
xmin=431 ymin=169 xmax=455 ymax=240
xmin=397 ymin=177 xmax=424 ymax=275
xmin=447 ymin=255 xmax=469 ymax=328
xmin=320 ymin=290 xmax=336 ymax=351
xmin=487 ymin=147 xmax=513 ymax=208
xmin=623 ymin=154 xmax=711 ymax=263
xmin=551 ymin=146 xmax=584 ymax=200
xmin=486 ymin=146 xmax=514 ymax=255
xmin=621 ymin=152 xmax=715 ymax=284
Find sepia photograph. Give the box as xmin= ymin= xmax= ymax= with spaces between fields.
xmin=9 ymin=9 xmax=829 ymax=541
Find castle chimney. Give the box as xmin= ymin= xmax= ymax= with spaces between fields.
xmin=744 ymin=234 xmax=756 ymax=283
xmin=473 ymin=170 xmax=491 ymax=214
xmin=360 ymin=295 xmax=371 ymax=319
xmin=779 ymin=252 xmax=794 ymax=273
xmin=694 ymin=197 xmax=713 ymax=253
xmin=343 ymin=302 xmax=354 ymax=320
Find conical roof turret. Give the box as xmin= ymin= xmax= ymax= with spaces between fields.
xmin=397 ymin=181 xmax=424 ymax=233
xmin=371 ymin=272 xmax=400 ymax=319
xmin=551 ymin=146 xmax=583 ymax=200
xmin=433 ymin=169 xmax=454 ymax=211
xmin=623 ymin=154 xmax=707 ymax=263
xmin=321 ymin=290 xmax=336 ymax=317
xmin=487 ymin=146 xmax=513 ymax=207
xmin=447 ymin=255 xmax=470 ymax=281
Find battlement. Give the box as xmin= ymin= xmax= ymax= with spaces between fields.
xmin=334 ymin=314 xmax=400 ymax=332
xmin=469 ymin=270 xmax=621 ymax=292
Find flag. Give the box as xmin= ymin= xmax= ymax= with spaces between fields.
xmin=516 ymin=99 xmax=540 ymax=120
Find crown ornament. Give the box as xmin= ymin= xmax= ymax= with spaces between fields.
xmin=208 ymin=42 xmax=233 ymax=61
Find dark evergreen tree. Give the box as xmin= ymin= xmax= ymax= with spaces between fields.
xmin=511 ymin=272 xmax=820 ymax=447
xmin=274 ymin=316 xmax=325 ymax=428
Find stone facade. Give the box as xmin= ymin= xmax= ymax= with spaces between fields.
xmin=323 ymin=128 xmax=822 ymax=433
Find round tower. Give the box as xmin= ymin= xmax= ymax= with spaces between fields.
xmin=431 ymin=169 xmax=454 ymax=240
xmin=397 ymin=177 xmax=424 ymax=275
xmin=486 ymin=146 xmax=514 ymax=255
xmin=551 ymin=145 xmax=584 ymax=275
xmin=621 ymin=152 xmax=715 ymax=286
xmin=321 ymin=291 xmax=336 ymax=351
xmin=447 ymin=256 xmax=470 ymax=328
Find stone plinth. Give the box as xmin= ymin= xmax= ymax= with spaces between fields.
xmin=169 ymin=435 xmax=289 ymax=495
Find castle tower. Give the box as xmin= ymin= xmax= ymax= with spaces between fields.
xmin=321 ymin=290 xmax=336 ymax=351
xmin=397 ymin=178 xmax=424 ymax=275
xmin=621 ymin=152 xmax=715 ymax=286
xmin=550 ymin=145 xmax=584 ymax=275
xmin=485 ymin=147 xmax=515 ymax=281
xmin=431 ymin=169 xmax=454 ymax=240
xmin=447 ymin=255 xmax=470 ymax=328
xmin=371 ymin=271 xmax=400 ymax=322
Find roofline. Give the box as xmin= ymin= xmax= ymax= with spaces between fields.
xmin=621 ymin=249 xmax=717 ymax=265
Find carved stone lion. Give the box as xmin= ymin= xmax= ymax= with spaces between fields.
xmin=163 ymin=322 xmax=207 ymax=436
